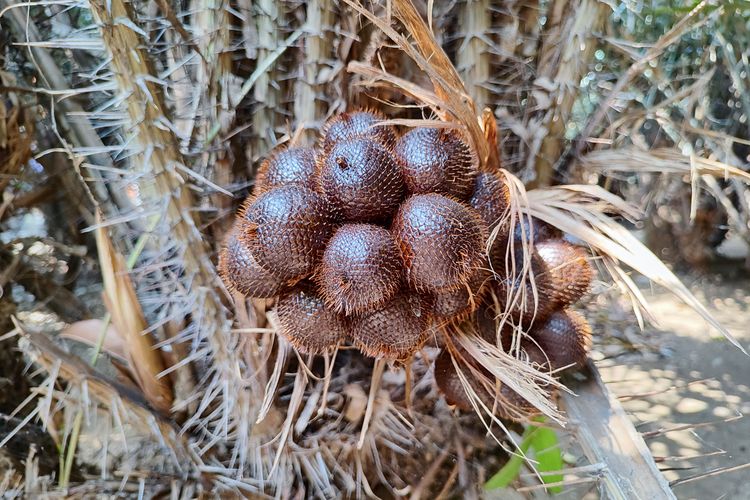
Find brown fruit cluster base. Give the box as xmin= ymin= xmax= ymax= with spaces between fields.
xmin=219 ymin=109 xmax=594 ymax=418
xmin=434 ymin=221 xmax=594 ymax=419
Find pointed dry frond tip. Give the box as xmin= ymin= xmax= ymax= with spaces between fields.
xmin=580 ymin=147 xmax=750 ymax=183
xmin=523 ymin=183 xmax=747 ymax=355
xmin=95 ymin=215 xmax=173 ymax=413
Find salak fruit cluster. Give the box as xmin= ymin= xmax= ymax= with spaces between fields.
xmin=219 ymin=109 xmax=593 ymax=416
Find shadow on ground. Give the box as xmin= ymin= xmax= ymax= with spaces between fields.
xmin=596 ymin=274 xmax=750 ymax=500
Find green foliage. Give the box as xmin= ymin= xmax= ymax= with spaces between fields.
xmin=485 ymin=417 xmax=564 ymax=493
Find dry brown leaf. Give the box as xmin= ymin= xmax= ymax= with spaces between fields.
xmin=60 ymin=319 xmax=127 ymax=362
xmin=95 ymin=212 xmax=173 ymax=413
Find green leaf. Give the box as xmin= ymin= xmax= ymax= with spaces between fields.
xmin=528 ymin=421 xmax=564 ymax=494
xmin=485 ymin=417 xmax=564 ymax=494
xmin=484 ymin=426 xmax=536 ymax=490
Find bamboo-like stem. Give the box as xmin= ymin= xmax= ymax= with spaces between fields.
xmin=192 ymin=0 xmax=237 ymax=237
xmin=294 ymin=0 xmax=336 ymax=142
xmin=456 ymin=0 xmax=491 ymax=110
xmin=87 ymin=0 xmax=242 ymax=447
xmin=530 ymin=0 xmax=607 ymax=187
xmin=251 ymin=0 xmax=284 ymax=157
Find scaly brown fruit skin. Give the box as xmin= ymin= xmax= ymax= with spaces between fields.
xmin=350 ymin=293 xmax=433 ymax=360
xmin=528 ymin=309 xmax=592 ymax=371
xmin=432 ymin=267 xmax=490 ymax=321
xmin=254 ymin=146 xmax=318 ymax=194
xmin=433 ymin=348 xmax=542 ymax=419
xmin=317 ymin=224 xmax=404 ymax=315
xmin=320 ymin=109 xmax=398 ymax=152
xmin=218 ymin=222 xmax=287 ymax=298
xmin=240 ymin=185 xmax=340 ymax=282
xmin=534 ymin=239 xmax=592 ymax=307
xmin=490 ymin=215 xmax=562 ymax=271
xmin=318 ymin=137 xmax=406 ymax=223
xmin=492 ymin=248 xmax=558 ymax=326
xmin=469 ymin=171 xmax=511 ymax=228
xmin=474 ymin=305 xmax=518 ymax=350
xmin=276 ymin=283 xmax=349 ymax=355
xmin=512 ymin=216 xmax=562 ymax=244
xmin=392 ymin=193 xmax=487 ymax=293
xmin=471 ymin=171 xmax=511 ymax=276
xmin=395 ymin=127 xmax=478 ymax=200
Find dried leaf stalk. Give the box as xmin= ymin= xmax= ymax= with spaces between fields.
xmin=87 ymin=0 xmax=246 ymax=452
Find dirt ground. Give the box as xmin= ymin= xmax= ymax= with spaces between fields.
xmin=595 ymin=271 xmax=750 ymax=500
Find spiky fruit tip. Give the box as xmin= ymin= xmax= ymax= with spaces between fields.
xmin=218 ymin=222 xmax=287 ymax=298
xmin=535 ymin=239 xmax=593 ymax=307
xmin=254 ymin=146 xmax=318 ymax=195
xmin=492 ymin=248 xmax=558 ymax=326
xmin=241 ymin=185 xmax=340 ymax=282
xmin=320 ymin=109 xmax=398 ymax=152
xmin=395 ymin=127 xmax=478 ymax=200
xmin=528 ymin=309 xmax=592 ymax=371
xmin=318 ymin=137 xmax=406 ymax=223
xmin=469 ymin=171 xmax=510 ymax=228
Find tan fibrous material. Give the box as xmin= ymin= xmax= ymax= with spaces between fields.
xmin=395 ymin=127 xmax=478 ymax=200
xmin=317 ymin=223 xmax=404 ymax=315
xmin=276 ymin=283 xmax=349 ymax=355
xmin=392 ymin=193 xmax=487 ymax=293
xmin=511 ymin=216 xmax=562 ymax=244
xmin=240 ymin=185 xmax=340 ymax=281
xmin=350 ymin=292 xmax=433 ymax=360
xmin=433 ymin=347 xmax=541 ymax=418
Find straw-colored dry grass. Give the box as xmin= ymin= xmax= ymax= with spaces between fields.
xmin=0 ymin=0 xmax=748 ymax=497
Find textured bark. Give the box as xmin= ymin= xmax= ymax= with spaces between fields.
xmin=530 ymin=0 xmax=607 ymax=186
xmin=88 ymin=0 xmax=241 ymax=434
xmin=456 ymin=0 xmax=491 ymax=110
xmin=251 ymin=0 xmax=285 ymax=157
xmin=294 ymin=0 xmax=337 ymax=143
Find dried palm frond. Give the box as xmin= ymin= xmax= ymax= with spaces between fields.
xmin=523 ymin=183 xmax=745 ymax=353
xmin=1 ymin=0 xmax=745 ymax=497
